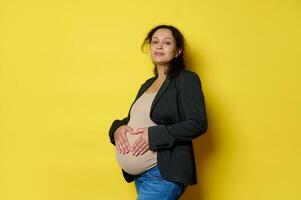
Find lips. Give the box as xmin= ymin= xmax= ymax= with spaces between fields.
xmin=154 ymin=52 xmax=164 ymax=56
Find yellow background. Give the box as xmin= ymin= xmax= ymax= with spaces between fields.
xmin=0 ymin=0 xmax=299 ymax=199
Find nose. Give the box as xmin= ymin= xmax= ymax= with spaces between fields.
xmin=156 ymin=42 xmax=163 ymax=49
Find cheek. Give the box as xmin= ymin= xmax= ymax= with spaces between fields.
xmin=167 ymin=48 xmax=177 ymax=58
xmin=168 ymin=45 xmax=177 ymax=53
xmin=149 ymin=47 xmax=155 ymax=56
xmin=150 ymin=46 xmax=157 ymax=54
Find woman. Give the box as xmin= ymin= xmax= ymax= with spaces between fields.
xmin=109 ymin=24 xmax=207 ymax=200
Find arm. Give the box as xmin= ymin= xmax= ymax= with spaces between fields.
xmin=148 ymin=72 xmax=208 ymax=151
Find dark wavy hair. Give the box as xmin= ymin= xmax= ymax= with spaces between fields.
xmin=141 ymin=25 xmax=186 ymax=78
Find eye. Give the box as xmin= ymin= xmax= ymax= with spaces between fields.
xmin=151 ymin=40 xmax=158 ymax=44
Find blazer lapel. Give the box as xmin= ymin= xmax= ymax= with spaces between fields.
xmin=136 ymin=77 xmax=156 ymax=99
xmin=133 ymin=75 xmax=172 ymax=117
xmin=150 ymin=75 xmax=171 ymax=115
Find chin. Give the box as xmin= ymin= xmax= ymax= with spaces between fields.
xmin=152 ymin=58 xmax=172 ymax=64
xmin=153 ymin=61 xmax=169 ymax=66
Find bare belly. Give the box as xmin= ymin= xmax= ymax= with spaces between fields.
xmin=115 ymin=133 xmax=157 ymax=175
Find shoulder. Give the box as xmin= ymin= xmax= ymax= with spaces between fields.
xmin=176 ymin=69 xmax=202 ymax=85
xmin=140 ymin=76 xmax=156 ymax=88
xmin=144 ymin=76 xmax=156 ymax=83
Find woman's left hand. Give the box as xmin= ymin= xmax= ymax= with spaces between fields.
xmin=130 ymin=127 xmax=149 ymax=156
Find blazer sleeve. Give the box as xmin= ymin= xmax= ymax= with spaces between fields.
xmin=148 ymin=71 xmax=208 ymax=150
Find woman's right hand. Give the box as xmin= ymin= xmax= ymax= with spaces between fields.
xmin=114 ymin=125 xmax=133 ymax=154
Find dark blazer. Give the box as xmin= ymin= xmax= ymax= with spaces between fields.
xmin=108 ymin=69 xmax=207 ymax=186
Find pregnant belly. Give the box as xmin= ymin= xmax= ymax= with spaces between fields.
xmin=115 ymin=133 xmax=157 ymax=175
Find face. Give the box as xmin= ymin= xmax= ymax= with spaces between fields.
xmin=149 ymin=28 xmax=182 ymax=66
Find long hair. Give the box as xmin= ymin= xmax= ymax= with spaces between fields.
xmin=141 ymin=25 xmax=186 ymax=78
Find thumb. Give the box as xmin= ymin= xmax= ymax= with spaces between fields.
xmin=130 ymin=128 xmax=144 ymax=135
xmin=136 ymin=128 xmax=145 ymax=133
xmin=125 ymin=126 xmax=134 ymax=132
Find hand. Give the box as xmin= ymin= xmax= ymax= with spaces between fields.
xmin=130 ymin=127 xmax=149 ymax=156
xmin=114 ymin=125 xmax=133 ymax=154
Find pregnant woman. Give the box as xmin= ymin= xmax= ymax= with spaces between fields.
xmin=109 ymin=24 xmax=207 ymax=200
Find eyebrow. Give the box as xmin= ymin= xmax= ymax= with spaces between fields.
xmin=151 ymin=36 xmax=174 ymax=40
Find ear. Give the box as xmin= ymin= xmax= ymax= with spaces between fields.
xmin=175 ymin=48 xmax=182 ymax=58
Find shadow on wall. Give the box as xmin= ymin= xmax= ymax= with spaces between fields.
xmin=180 ymin=50 xmax=216 ymax=200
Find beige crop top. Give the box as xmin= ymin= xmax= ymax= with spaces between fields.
xmin=115 ymin=91 xmax=158 ymax=175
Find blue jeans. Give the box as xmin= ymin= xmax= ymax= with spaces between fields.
xmin=135 ymin=165 xmax=186 ymax=200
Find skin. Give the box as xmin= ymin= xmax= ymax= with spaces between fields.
xmin=114 ymin=28 xmax=182 ymax=156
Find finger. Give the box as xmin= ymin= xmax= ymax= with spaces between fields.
xmin=129 ymin=129 xmax=139 ymax=135
xmin=132 ymin=139 xmax=145 ymax=155
xmin=118 ymin=144 xmax=125 ymax=154
xmin=116 ymin=141 xmax=123 ymax=153
xmin=134 ymin=143 xmax=148 ymax=156
xmin=138 ymin=145 xmax=149 ymax=156
xmin=125 ymin=126 xmax=134 ymax=133
xmin=117 ymin=131 xmax=129 ymax=152
xmin=130 ymin=128 xmax=144 ymax=135
xmin=115 ymin=142 xmax=121 ymax=153
xmin=136 ymin=128 xmax=145 ymax=133
xmin=131 ymin=130 xmax=147 ymax=153
xmin=119 ymin=142 xmax=126 ymax=154
xmin=117 ymin=133 xmax=129 ymax=154
xmin=115 ymin=130 xmax=126 ymax=153
xmin=131 ymin=137 xmax=141 ymax=153
xmin=119 ymin=137 xmax=129 ymax=153
xmin=121 ymin=133 xmax=131 ymax=151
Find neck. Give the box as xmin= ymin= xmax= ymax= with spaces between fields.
xmin=156 ymin=64 xmax=168 ymax=80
